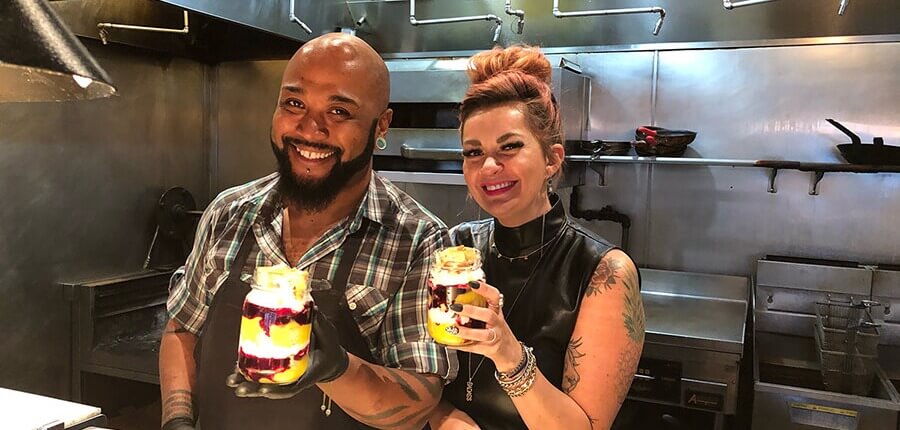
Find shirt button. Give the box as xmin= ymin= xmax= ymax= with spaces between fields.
xmin=348 ymin=302 xmax=357 ymax=311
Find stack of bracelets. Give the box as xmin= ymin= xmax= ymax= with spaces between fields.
xmin=494 ymin=341 xmax=537 ymax=397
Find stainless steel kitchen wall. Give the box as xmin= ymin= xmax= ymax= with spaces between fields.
xmin=0 ymin=42 xmax=209 ymax=398
xmin=336 ymin=0 xmax=900 ymax=53
xmin=572 ymin=41 xmax=900 ymax=276
xmin=160 ymin=0 xmax=900 ymax=53
xmin=214 ymin=38 xmax=899 ymax=277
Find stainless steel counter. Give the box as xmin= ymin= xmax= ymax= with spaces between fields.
xmin=644 ymin=292 xmax=747 ymax=355
xmin=641 ymin=269 xmax=749 ymax=355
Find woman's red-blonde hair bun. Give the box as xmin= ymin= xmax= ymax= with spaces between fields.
xmin=466 ymin=45 xmax=552 ymax=86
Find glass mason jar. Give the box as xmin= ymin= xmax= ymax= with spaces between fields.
xmin=427 ymin=246 xmax=487 ymax=346
xmin=237 ymin=265 xmax=314 ymax=384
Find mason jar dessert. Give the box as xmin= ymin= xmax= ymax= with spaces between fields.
xmin=427 ymin=246 xmax=487 ymax=345
xmin=237 ymin=265 xmax=313 ymax=384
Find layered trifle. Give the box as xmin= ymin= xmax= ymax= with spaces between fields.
xmin=427 ymin=246 xmax=487 ymax=345
xmin=237 ymin=265 xmax=313 ymax=384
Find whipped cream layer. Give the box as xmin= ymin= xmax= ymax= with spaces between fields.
xmin=240 ymin=335 xmax=309 ymax=358
xmin=245 ymin=289 xmax=312 ymax=312
xmin=430 ymin=267 xmax=485 ymax=287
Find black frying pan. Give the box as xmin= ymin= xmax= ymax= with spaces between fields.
xmin=827 ymin=118 xmax=900 ymax=165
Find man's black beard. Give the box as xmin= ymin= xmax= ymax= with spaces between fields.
xmin=272 ymin=120 xmax=377 ymax=212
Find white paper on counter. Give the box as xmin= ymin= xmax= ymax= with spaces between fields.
xmin=0 ymin=387 xmax=102 ymax=429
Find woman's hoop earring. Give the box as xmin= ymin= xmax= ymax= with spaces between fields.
xmin=375 ymin=137 xmax=388 ymax=150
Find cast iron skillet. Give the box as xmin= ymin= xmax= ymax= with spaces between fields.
xmin=828 ymin=118 xmax=900 ymax=165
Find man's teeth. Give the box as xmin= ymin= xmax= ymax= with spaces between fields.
xmin=485 ymin=182 xmax=514 ymax=191
xmin=296 ymin=147 xmax=334 ymax=160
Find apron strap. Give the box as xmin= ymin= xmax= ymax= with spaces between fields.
xmin=330 ymin=219 xmax=369 ymax=291
xmin=227 ymin=226 xmax=258 ymax=281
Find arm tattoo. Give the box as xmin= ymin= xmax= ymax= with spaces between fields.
xmin=585 ymin=258 xmax=624 ymax=296
xmin=562 ymin=337 xmax=587 ymax=394
xmin=341 ymin=368 xmax=441 ymax=429
xmin=384 ymin=368 xmax=422 ymax=402
xmin=622 ymin=268 xmax=645 ymax=343
xmin=162 ymin=389 xmax=194 ymax=422
xmin=614 ymin=345 xmax=641 ymax=404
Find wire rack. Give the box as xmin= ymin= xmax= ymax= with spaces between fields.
xmin=814 ymin=298 xmax=881 ymax=395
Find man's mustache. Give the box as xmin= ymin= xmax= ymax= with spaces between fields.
xmin=282 ymin=136 xmax=342 ymax=156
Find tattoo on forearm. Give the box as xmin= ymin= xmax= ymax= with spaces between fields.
xmin=340 ymin=367 xmax=441 ymax=429
xmin=407 ymin=371 xmax=442 ymax=400
xmin=344 ymin=403 xmax=431 ymax=429
xmin=562 ymin=337 xmax=586 ymax=394
xmin=585 ymin=258 xmax=624 ymax=296
xmin=385 ymin=368 xmax=422 ymax=402
xmin=162 ymin=389 xmax=194 ymax=422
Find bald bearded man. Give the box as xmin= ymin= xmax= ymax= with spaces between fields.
xmin=159 ymin=33 xmax=455 ymax=430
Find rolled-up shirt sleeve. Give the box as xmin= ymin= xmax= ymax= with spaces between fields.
xmin=378 ymin=224 xmax=458 ymax=383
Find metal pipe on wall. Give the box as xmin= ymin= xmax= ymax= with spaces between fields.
xmin=97 ymin=9 xmax=189 ymax=45
xmin=288 ymin=0 xmax=312 ymax=34
xmin=552 ymin=0 xmax=666 ymax=36
xmin=723 ymin=0 xmax=850 ymax=15
xmin=409 ymin=0 xmax=503 ymax=43
xmin=505 ymin=0 xmax=526 ymax=34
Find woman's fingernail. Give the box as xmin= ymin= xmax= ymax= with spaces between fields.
xmin=445 ymin=325 xmax=459 ymax=335
xmin=449 ymin=303 xmax=463 ymax=312
xmin=468 ymin=281 xmax=480 ymax=289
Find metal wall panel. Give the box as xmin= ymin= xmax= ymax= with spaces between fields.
xmin=0 ymin=43 xmax=208 ymax=397
xmin=266 ymin=0 xmax=899 ymax=54
xmin=645 ymin=165 xmax=900 ymax=275
xmin=214 ymin=60 xmax=288 ymax=191
xmin=655 ymin=43 xmax=900 ymax=161
xmin=644 ymin=43 xmax=900 ymax=275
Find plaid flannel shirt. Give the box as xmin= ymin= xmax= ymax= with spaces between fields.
xmin=166 ymin=172 xmax=457 ymax=381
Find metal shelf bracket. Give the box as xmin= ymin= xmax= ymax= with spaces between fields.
xmin=809 ymin=171 xmax=825 ymax=196
xmin=767 ymin=168 xmax=779 ymax=193
xmin=552 ymin=0 xmax=666 ymax=35
xmin=409 ymin=0 xmax=503 ymax=43
xmin=589 ymin=162 xmax=608 ymax=186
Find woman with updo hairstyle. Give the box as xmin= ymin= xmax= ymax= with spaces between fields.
xmin=427 ymin=46 xmax=644 ymax=430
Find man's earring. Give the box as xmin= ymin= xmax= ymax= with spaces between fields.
xmin=376 ymin=137 xmax=387 ymax=150
xmin=547 ymin=177 xmax=553 ymax=194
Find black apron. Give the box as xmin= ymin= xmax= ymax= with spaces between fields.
xmin=195 ymin=225 xmax=377 ymax=429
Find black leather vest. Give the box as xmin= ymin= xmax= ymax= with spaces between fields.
xmin=443 ymin=195 xmax=615 ymax=430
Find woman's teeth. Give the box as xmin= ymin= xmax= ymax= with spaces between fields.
xmin=485 ymin=181 xmax=514 ymax=191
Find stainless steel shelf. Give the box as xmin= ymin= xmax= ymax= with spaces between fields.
xmin=566 ymin=155 xmax=900 ymax=173
xmin=566 ymin=155 xmax=758 ymax=167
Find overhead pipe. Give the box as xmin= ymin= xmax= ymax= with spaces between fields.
xmin=552 ymin=0 xmax=666 ymax=36
xmin=505 ymin=0 xmax=526 ymax=34
xmin=838 ymin=0 xmax=850 ymax=15
xmin=723 ymin=0 xmax=850 ymax=15
xmin=409 ymin=0 xmax=503 ymax=43
xmin=97 ymin=10 xmax=189 ymax=45
xmin=722 ymin=0 xmax=778 ymax=9
xmin=289 ymin=0 xmax=313 ymax=34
